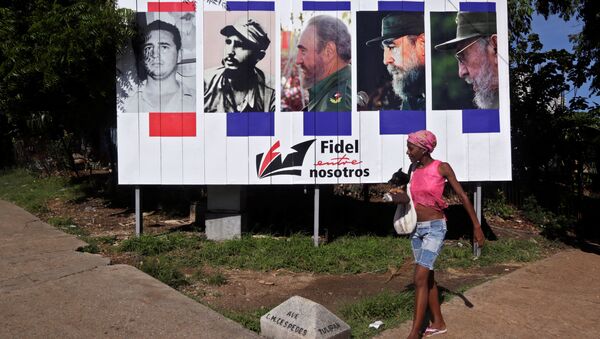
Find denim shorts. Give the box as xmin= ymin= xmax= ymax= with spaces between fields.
xmin=411 ymin=219 xmax=447 ymax=270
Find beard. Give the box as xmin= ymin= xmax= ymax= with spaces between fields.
xmin=464 ymin=54 xmax=499 ymax=109
xmin=221 ymin=57 xmax=255 ymax=81
xmin=386 ymin=48 xmax=424 ymax=101
xmin=300 ymin=55 xmax=326 ymax=89
xmin=387 ymin=65 xmax=425 ymax=102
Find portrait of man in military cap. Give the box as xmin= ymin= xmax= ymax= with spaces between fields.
xmin=357 ymin=11 xmax=425 ymax=111
xmin=204 ymin=12 xmax=275 ymax=113
xmin=432 ymin=11 xmax=499 ymax=110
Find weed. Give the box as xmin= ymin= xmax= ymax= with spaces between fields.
xmin=205 ymin=272 xmax=228 ymax=286
xmin=49 ymin=218 xmax=89 ymax=237
xmin=139 ymin=256 xmax=188 ymax=288
xmin=437 ymin=238 xmax=544 ymax=269
xmin=339 ymin=291 xmax=414 ymax=338
xmin=77 ymin=243 xmax=100 ymax=254
xmin=220 ymin=307 xmax=270 ymax=333
xmin=119 ymin=233 xmax=201 ymax=256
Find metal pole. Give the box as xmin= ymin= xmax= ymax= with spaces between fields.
xmin=135 ymin=186 xmax=143 ymax=236
xmin=313 ymin=185 xmax=320 ymax=247
xmin=473 ymin=183 xmax=482 ymax=258
xmin=476 ymin=183 xmax=482 ymax=223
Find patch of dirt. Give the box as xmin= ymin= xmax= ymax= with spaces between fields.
xmin=182 ymin=261 xmax=525 ymax=314
xmin=41 ymin=190 xmax=544 ymax=316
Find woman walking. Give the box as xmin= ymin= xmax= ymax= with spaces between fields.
xmin=392 ymin=130 xmax=485 ymax=338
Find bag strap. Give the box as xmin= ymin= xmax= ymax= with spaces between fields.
xmin=407 ymin=163 xmax=416 ymax=182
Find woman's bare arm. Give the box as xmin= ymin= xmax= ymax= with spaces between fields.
xmin=439 ymin=162 xmax=485 ymax=246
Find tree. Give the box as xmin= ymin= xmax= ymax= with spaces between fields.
xmin=0 ymin=0 xmax=134 ymax=172
xmin=508 ymin=0 xmax=600 ymax=229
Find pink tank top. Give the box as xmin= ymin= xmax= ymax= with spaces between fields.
xmin=410 ymin=160 xmax=448 ymax=212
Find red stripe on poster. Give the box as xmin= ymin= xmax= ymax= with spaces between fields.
xmin=149 ymin=112 xmax=196 ymax=137
xmin=147 ymin=2 xmax=196 ymax=12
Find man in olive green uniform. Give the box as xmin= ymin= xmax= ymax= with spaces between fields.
xmin=296 ymin=15 xmax=352 ymax=112
xmin=366 ymin=12 xmax=425 ymax=111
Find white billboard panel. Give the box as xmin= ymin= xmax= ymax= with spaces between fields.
xmin=117 ymin=0 xmax=511 ymax=185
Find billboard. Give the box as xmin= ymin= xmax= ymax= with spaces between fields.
xmin=116 ymin=0 xmax=511 ymax=185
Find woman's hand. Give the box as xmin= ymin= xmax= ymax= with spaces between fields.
xmin=387 ymin=188 xmax=409 ymax=204
xmin=474 ymin=226 xmax=485 ymax=247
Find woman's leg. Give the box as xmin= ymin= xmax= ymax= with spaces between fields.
xmin=427 ymin=270 xmax=446 ymax=330
xmin=407 ymin=264 xmax=431 ymax=339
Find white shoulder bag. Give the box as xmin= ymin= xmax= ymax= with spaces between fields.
xmin=393 ymin=166 xmax=417 ymax=234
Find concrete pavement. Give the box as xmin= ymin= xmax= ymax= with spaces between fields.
xmin=0 ymin=200 xmax=260 ymax=338
xmin=376 ymin=249 xmax=600 ymax=338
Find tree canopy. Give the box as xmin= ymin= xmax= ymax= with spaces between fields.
xmin=0 ymin=0 xmax=133 ymax=170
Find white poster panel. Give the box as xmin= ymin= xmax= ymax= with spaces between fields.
xmin=117 ymin=0 xmax=512 ymax=185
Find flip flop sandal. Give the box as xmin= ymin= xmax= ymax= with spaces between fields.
xmin=424 ymin=327 xmax=448 ymax=337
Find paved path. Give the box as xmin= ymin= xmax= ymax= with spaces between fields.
xmin=0 ymin=200 xmax=259 ymax=338
xmin=377 ymin=248 xmax=600 ymax=338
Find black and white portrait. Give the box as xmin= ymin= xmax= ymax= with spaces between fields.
xmin=203 ymin=11 xmax=275 ymax=113
xmin=117 ymin=12 xmax=196 ymax=113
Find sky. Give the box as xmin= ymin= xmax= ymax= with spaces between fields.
xmin=531 ymin=14 xmax=598 ymax=105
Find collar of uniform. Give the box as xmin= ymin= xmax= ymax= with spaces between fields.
xmin=308 ymin=65 xmax=351 ymax=100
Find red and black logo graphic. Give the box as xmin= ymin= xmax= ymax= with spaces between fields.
xmin=256 ymin=140 xmax=315 ymax=178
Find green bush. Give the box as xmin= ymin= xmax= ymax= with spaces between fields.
xmin=484 ymin=190 xmax=516 ymax=219
xmin=522 ymin=196 xmax=572 ymax=237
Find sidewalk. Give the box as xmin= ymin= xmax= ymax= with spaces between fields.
xmin=0 ymin=200 xmax=260 ymax=338
xmin=377 ymin=248 xmax=600 ymax=338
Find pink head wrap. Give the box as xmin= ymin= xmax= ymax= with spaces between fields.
xmin=407 ymin=130 xmax=437 ymax=153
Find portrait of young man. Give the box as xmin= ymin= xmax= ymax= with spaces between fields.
xmin=432 ymin=11 xmax=499 ymax=110
xmin=203 ymin=13 xmax=275 ymax=113
xmin=359 ymin=11 xmax=425 ymax=111
xmin=119 ymin=13 xmax=196 ymax=113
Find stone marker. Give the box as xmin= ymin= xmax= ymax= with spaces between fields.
xmin=260 ymin=296 xmax=351 ymax=339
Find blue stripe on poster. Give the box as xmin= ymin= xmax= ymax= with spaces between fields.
xmin=378 ymin=1 xmax=424 ymax=11
xmin=462 ymin=109 xmax=500 ymax=133
xmin=303 ymin=1 xmax=351 ymax=11
xmin=227 ymin=112 xmax=275 ymax=136
xmin=303 ymin=111 xmax=352 ymax=136
xmin=379 ymin=110 xmax=426 ymax=135
xmin=459 ymin=2 xmax=496 ymax=12
xmin=226 ymin=1 xmax=275 ymax=11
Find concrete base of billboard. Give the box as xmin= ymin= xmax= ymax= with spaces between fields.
xmin=206 ymin=186 xmax=246 ymax=241
xmin=205 ymin=213 xmax=243 ymax=241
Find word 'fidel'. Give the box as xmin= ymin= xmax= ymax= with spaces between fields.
xmin=263 ymin=312 xmax=309 ymax=336
xmin=311 ymin=139 xmax=370 ymax=178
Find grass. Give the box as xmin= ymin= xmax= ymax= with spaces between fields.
xmin=119 ymin=233 xmax=549 ymax=276
xmin=220 ymin=307 xmax=270 ymax=333
xmin=0 ymin=169 xmax=85 ymax=213
xmin=339 ymin=291 xmax=415 ymax=338
xmin=436 ymin=238 xmax=546 ymax=269
xmin=140 ymin=256 xmax=189 ymax=287
xmin=115 ymin=232 xmax=551 ymax=338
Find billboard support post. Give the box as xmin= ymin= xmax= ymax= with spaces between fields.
xmin=313 ymin=186 xmax=320 ymax=247
xmin=135 ymin=186 xmax=143 ymax=236
xmin=474 ymin=183 xmax=482 ymax=223
xmin=473 ymin=183 xmax=482 ymax=257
